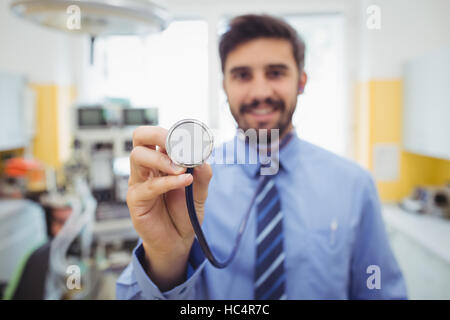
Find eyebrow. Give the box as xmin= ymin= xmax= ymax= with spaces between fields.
xmin=229 ymin=66 xmax=250 ymax=75
xmin=228 ymin=64 xmax=289 ymax=74
xmin=266 ymin=64 xmax=289 ymax=70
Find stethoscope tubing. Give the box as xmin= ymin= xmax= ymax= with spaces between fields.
xmin=185 ymin=167 xmax=265 ymax=268
xmin=184 ymin=132 xmax=293 ymax=269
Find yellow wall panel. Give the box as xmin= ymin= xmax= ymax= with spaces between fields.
xmin=30 ymin=84 xmax=75 ymax=169
xmin=369 ymin=80 xmax=402 ymax=145
xmin=356 ymin=79 xmax=450 ymax=202
xmin=434 ymin=158 xmax=450 ymax=186
xmin=31 ymin=84 xmax=60 ymax=168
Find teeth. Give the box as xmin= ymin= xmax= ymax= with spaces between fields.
xmin=252 ymin=108 xmax=272 ymax=115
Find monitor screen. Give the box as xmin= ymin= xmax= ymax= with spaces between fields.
xmin=124 ymin=109 xmax=144 ymax=125
xmin=78 ymin=108 xmax=106 ymax=127
xmin=123 ymin=108 xmax=158 ymax=126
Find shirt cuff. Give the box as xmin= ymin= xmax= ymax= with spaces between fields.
xmin=131 ymin=241 xmax=206 ymax=300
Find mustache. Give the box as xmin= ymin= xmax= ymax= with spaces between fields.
xmin=240 ymin=98 xmax=285 ymax=114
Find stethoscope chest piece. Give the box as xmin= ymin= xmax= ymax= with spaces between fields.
xmin=166 ymin=119 xmax=214 ymax=168
xmin=164 ymin=119 xmax=257 ymax=269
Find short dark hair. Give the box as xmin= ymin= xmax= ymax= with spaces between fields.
xmin=219 ymin=14 xmax=306 ymax=73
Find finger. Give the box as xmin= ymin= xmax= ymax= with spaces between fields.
xmin=192 ymin=163 xmax=213 ymax=202
xmin=193 ymin=163 xmax=213 ymax=187
xmin=130 ymin=146 xmax=186 ymax=184
xmin=133 ymin=126 xmax=168 ymax=152
xmin=128 ymin=173 xmax=193 ymax=205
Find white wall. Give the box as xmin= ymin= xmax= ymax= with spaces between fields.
xmin=359 ymin=0 xmax=450 ymax=79
xmin=0 ymin=0 xmax=86 ymax=85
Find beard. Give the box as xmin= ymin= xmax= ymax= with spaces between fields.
xmin=230 ymin=96 xmax=297 ymax=145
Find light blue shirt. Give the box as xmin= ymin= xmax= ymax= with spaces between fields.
xmin=116 ymin=131 xmax=407 ymax=299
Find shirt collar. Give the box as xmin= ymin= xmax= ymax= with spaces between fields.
xmin=231 ymin=127 xmax=300 ymax=178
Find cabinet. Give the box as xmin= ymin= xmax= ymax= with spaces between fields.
xmin=403 ymin=45 xmax=450 ymax=160
xmin=0 ymin=71 xmax=35 ymax=151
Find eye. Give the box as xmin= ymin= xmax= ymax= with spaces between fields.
xmin=232 ymin=70 xmax=251 ymax=81
xmin=267 ymin=69 xmax=285 ymax=79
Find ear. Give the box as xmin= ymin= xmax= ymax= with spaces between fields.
xmin=298 ymin=71 xmax=307 ymax=94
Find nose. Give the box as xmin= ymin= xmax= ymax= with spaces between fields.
xmin=246 ymin=72 xmax=274 ymax=103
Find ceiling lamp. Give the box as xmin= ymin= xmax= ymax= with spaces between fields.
xmin=10 ymin=0 xmax=170 ymax=36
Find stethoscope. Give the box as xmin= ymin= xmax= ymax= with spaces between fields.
xmin=165 ymin=119 xmax=292 ymax=269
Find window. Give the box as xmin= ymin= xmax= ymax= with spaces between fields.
xmin=287 ymin=14 xmax=347 ymax=156
xmin=99 ymin=20 xmax=209 ymax=129
xmin=97 ymin=15 xmax=347 ymax=156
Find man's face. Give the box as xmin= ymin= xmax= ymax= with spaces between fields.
xmin=223 ymin=38 xmax=306 ymax=139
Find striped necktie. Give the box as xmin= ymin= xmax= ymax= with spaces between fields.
xmin=254 ymin=174 xmax=286 ymax=300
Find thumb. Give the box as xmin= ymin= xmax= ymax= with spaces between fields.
xmin=192 ymin=163 xmax=213 ymax=203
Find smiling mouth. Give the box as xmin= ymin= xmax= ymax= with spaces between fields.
xmin=246 ymin=103 xmax=280 ymax=115
xmin=239 ymin=100 xmax=284 ymax=125
xmin=249 ymin=106 xmax=276 ymax=115
xmin=244 ymin=106 xmax=280 ymax=125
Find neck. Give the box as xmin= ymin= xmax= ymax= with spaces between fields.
xmin=249 ymin=125 xmax=295 ymax=151
xmin=279 ymin=123 xmax=294 ymax=141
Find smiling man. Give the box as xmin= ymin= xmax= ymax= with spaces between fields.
xmin=223 ymin=36 xmax=306 ymax=141
xmin=116 ymin=14 xmax=407 ymax=300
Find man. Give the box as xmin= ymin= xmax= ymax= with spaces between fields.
xmin=116 ymin=14 xmax=407 ymax=299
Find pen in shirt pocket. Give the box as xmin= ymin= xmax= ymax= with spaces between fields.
xmin=330 ymin=218 xmax=338 ymax=246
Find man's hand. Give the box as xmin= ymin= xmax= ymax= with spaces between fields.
xmin=126 ymin=126 xmax=213 ymax=291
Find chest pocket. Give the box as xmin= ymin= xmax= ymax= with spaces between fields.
xmin=303 ymin=220 xmax=354 ymax=299
xmin=307 ymin=219 xmax=353 ymax=272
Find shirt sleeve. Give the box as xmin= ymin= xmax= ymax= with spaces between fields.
xmin=349 ymin=172 xmax=408 ymax=299
xmin=116 ymin=240 xmax=207 ymax=300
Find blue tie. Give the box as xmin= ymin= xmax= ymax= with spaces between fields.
xmin=254 ymin=174 xmax=286 ymax=300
